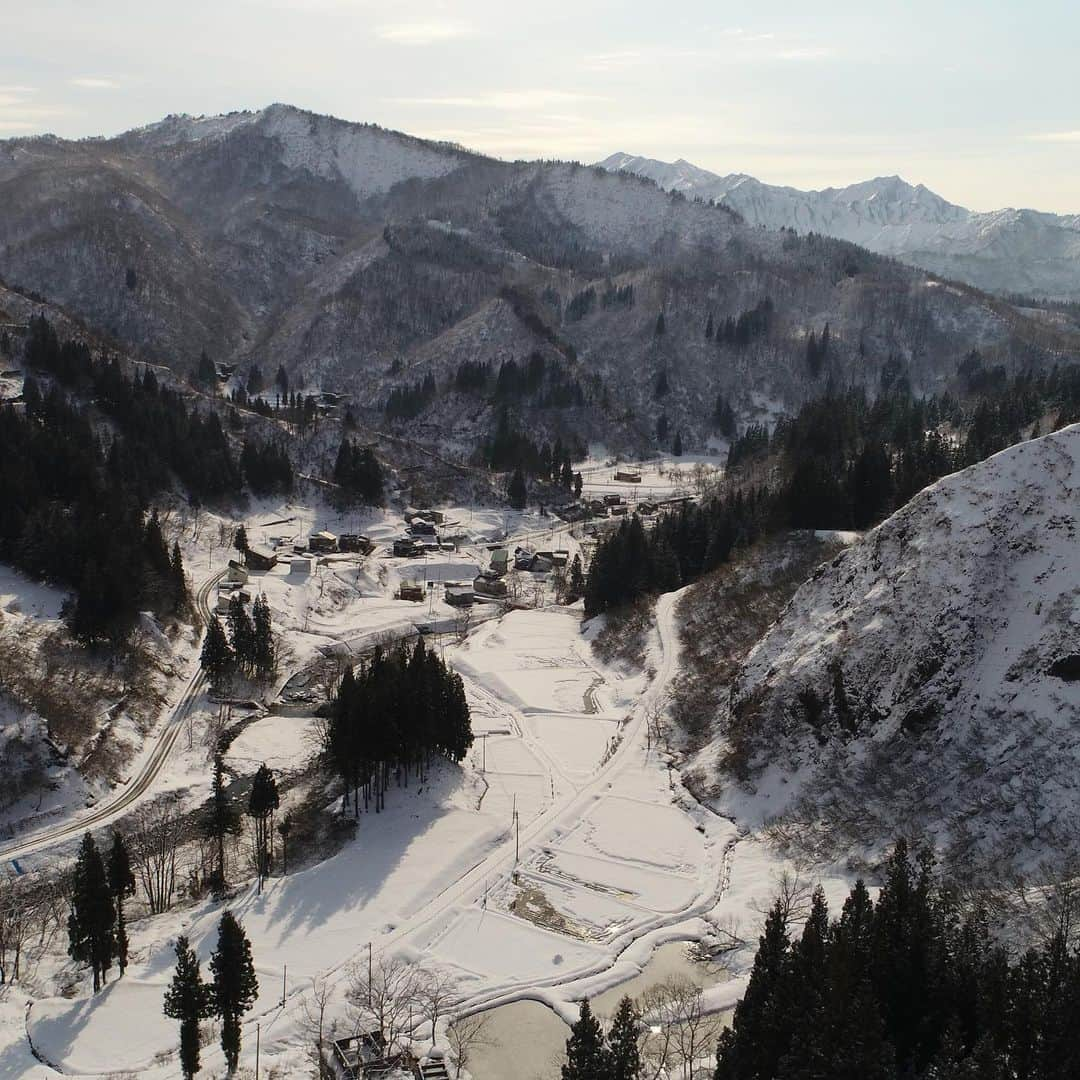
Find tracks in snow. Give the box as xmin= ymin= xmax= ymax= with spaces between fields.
xmin=0 ymin=569 xmax=225 ymax=864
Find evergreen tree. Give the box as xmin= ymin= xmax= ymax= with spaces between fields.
xmin=332 ymin=439 xmax=385 ymax=505
xmin=654 ymin=311 xmax=666 ymax=336
xmin=203 ymin=754 xmax=241 ymax=896
xmin=197 ymin=350 xmax=217 ymax=384
xmin=209 ymin=910 xmax=259 ymax=1075
xmin=234 ymin=525 xmax=248 ymax=555
xmin=716 ymin=899 xmax=792 ymax=1080
xmin=568 ymin=554 xmax=585 ymax=602
xmin=107 ymin=830 xmax=135 ymax=976
xmin=144 ymin=508 xmax=171 ymax=575
xmin=277 ymin=815 xmax=292 ymax=875
xmin=608 ymin=996 xmax=642 ymax=1080
xmin=562 ymin=998 xmax=610 ymax=1080
xmin=164 ymin=935 xmax=212 ymax=1080
xmin=68 ymin=833 xmax=116 ymax=992
xmin=171 ymin=542 xmax=189 ymax=614
xmin=247 ymin=764 xmax=280 ymax=885
xmin=200 ymin=616 xmax=235 ymax=685
xmin=713 ymin=394 xmax=737 ymax=439
xmin=705 ymin=312 xmax=715 ymax=340
xmin=227 ymin=595 xmax=256 ymax=676
xmin=251 ymin=594 xmax=276 ymax=680
xmin=508 ymin=468 xmax=528 ymax=510
xmin=672 ymin=431 xmax=683 ymax=456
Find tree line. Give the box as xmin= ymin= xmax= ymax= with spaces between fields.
xmin=584 ymin=491 xmax=774 ymax=617
xmin=483 ymin=407 xmax=585 ymax=482
xmin=200 ymin=594 xmax=277 ymax=686
xmin=324 ymin=638 xmax=473 ymax=817
xmin=449 ymin=351 xmax=587 ymax=408
xmin=587 ymin=363 xmax=1080 ymax=617
xmin=0 ymin=385 xmax=190 ymax=642
xmin=733 ymin=364 xmax=1080 ymax=530
xmin=715 ymin=840 xmax=1080 ymax=1080
xmin=332 ymin=438 xmax=386 ymax=505
xmin=24 ymin=315 xmax=294 ymax=502
xmin=705 ymin=297 xmax=776 ymax=349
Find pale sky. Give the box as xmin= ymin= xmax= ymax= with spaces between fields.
xmin=2 ymin=0 xmax=1078 ymax=213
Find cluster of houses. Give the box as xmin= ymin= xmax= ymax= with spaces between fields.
xmin=392 ymin=508 xmax=458 ymax=558
xmin=554 ymin=491 xmax=630 ymax=522
xmin=244 ymin=529 xmax=374 ymax=574
xmin=394 ymin=537 xmax=565 ymax=608
xmin=328 ymin=1032 xmax=449 ymax=1080
xmin=215 ymin=561 xmax=251 ymax=614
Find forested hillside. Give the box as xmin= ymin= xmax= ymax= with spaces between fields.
xmin=3 ymin=105 xmax=1078 ymax=458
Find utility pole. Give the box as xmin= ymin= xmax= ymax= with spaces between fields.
xmin=482 ymin=732 xmax=487 ymax=774
xmin=368 ymin=942 xmax=373 ymax=1007
xmin=255 ymin=1022 xmax=260 ymax=1079
xmin=280 ymin=965 xmax=287 ymax=1008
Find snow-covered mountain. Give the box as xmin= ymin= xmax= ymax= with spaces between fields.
xmin=704 ymin=424 xmax=1080 ymax=881
xmin=598 ymin=153 xmax=1080 ymax=299
xmin=2 ymin=105 xmax=1079 ymax=455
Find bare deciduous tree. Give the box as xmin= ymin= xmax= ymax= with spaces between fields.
xmin=299 ymin=976 xmax=337 ymax=1079
xmin=752 ymin=868 xmax=814 ymax=925
xmin=639 ymin=977 xmax=725 ymax=1080
xmin=129 ymin=796 xmax=187 ymax=914
xmin=445 ymin=1012 xmax=492 ymax=1079
xmin=415 ymin=965 xmax=457 ymax=1042
xmin=345 ymin=954 xmax=421 ymax=1051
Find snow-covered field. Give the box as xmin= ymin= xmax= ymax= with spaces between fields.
xmin=2 ymin=570 xmax=807 ymax=1079
xmin=577 ymin=453 xmax=724 ymax=502
xmin=0 ymin=486 xmax=821 ymax=1078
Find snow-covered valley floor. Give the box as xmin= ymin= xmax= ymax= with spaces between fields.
xmin=1 ymin=498 xmax=816 ymax=1079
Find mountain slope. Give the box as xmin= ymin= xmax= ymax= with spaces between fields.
xmin=598 ymin=153 xmax=1080 ymax=300
xmin=1 ymin=106 xmax=1077 ymax=457
xmin=702 ymin=425 xmax=1080 ymax=880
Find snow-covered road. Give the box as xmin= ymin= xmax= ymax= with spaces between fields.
xmin=25 ymin=589 xmax=747 ymax=1077
xmin=0 ymin=569 xmax=225 ymax=865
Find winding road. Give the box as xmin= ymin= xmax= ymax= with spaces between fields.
xmin=0 ymin=568 xmax=225 ymax=865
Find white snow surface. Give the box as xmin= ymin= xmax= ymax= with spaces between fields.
xmin=6 ymin=501 xmax=810 ymax=1078
xmin=128 ymin=104 xmax=465 ymax=199
xmin=703 ymin=424 xmax=1080 ymax=876
xmin=598 ymin=153 xmax=1080 ymax=297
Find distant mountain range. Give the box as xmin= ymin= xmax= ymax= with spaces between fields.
xmin=598 ymin=153 xmax=1080 ymax=300
xmin=1 ymin=105 xmax=1079 ymax=456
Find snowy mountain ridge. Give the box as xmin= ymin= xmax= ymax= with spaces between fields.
xmin=703 ymin=423 xmax=1080 ymax=880
xmin=2 ymin=104 xmax=1078 ymax=457
xmin=598 ymin=152 xmax=1080 ymax=299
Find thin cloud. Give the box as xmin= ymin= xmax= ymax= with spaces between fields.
xmin=582 ymin=51 xmax=644 ymax=72
xmin=391 ymin=90 xmax=611 ymax=111
xmin=70 ymin=77 xmax=120 ymax=89
xmin=583 ymin=38 xmax=832 ymax=71
xmin=774 ymin=47 xmax=832 ymax=61
xmin=1025 ymin=131 xmax=1080 ymax=143
xmin=376 ymin=21 xmax=472 ymax=45
xmin=0 ymin=99 xmax=73 ymax=132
